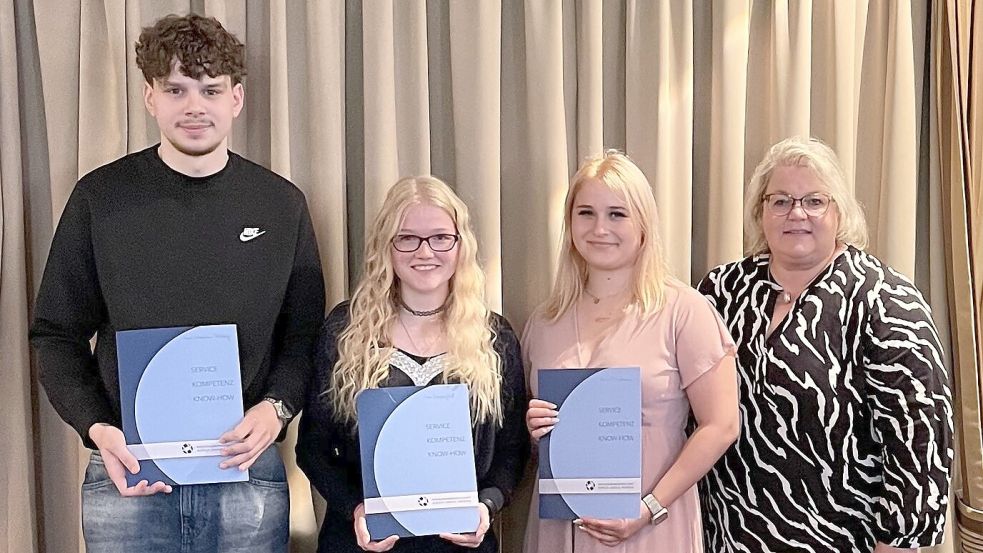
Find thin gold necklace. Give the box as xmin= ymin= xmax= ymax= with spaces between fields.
xmin=583 ymin=285 xmax=629 ymax=305
xmin=397 ymin=314 xmax=443 ymax=356
xmin=397 ymin=315 xmax=423 ymax=354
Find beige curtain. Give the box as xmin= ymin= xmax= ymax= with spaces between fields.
xmin=936 ymin=0 xmax=983 ymax=551
xmin=2 ymin=1 xmax=968 ymax=552
xmin=1 ymin=0 xmax=38 ymax=550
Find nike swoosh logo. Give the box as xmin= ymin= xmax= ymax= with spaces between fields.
xmin=239 ymin=230 xmax=266 ymax=242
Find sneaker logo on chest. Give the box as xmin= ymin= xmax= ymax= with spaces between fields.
xmin=239 ymin=227 xmax=266 ymax=242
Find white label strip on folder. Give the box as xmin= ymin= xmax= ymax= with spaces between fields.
xmin=364 ymin=491 xmax=479 ymax=515
xmin=127 ymin=439 xmax=226 ymax=460
xmin=539 ymin=478 xmax=642 ymax=495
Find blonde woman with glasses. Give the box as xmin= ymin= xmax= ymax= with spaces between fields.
xmin=523 ymin=151 xmax=740 ymax=552
xmin=296 ymin=176 xmax=529 ymax=553
xmin=697 ymin=137 xmax=952 ymax=552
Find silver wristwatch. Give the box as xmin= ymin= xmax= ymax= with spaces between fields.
xmin=642 ymin=494 xmax=669 ymax=525
xmin=263 ymin=397 xmax=293 ymax=426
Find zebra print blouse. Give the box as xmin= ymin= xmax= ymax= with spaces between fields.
xmin=697 ymin=246 xmax=953 ymax=552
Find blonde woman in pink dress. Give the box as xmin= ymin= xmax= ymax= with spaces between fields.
xmin=523 ymin=151 xmax=739 ymax=553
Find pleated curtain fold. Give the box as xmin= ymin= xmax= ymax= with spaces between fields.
xmin=935 ymin=0 xmax=983 ymax=550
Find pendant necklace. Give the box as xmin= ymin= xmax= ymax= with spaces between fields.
xmin=398 ymin=314 xmax=440 ymax=356
xmin=768 ymin=266 xmax=797 ymax=305
xmin=770 ymin=244 xmax=849 ymax=306
xmin=583 ymin=284 xmax=628 ymax=305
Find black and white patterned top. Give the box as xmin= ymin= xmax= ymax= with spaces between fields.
xmin=697 ymin=246 xmax=953 ymax=552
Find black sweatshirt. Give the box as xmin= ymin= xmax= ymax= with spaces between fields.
xmin=30 ymin=145 xmax=325 ymax=449
xmin=296 ymin=301 xmax=530 ymax=553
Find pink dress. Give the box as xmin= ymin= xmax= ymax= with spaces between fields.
xmin=522 ymin=283 xmax=735 ymax=553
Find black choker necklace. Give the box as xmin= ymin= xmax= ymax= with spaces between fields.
xmin=399 ymin=299 xmax=446 ymax=317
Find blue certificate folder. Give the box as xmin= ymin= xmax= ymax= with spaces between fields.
xmin=116 ymin=324 xmax=247 ymax=487
xmin=538 ymin=367 xmax=642 ymax=519
xmin=356 ymin=384 xmax=480 ymax=540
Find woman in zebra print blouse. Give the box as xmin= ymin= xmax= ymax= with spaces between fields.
xmin=698 ymin=137 xmax=953 ymax=552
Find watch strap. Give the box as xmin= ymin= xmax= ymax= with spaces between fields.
xmin=479 ymin=497 xmax=497 ymax=523
xmin=642 ymin=493 xmax=668 ymax=525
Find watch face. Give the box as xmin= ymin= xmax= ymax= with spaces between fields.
xmin=266 ymin=398 xmax=290 ymax=420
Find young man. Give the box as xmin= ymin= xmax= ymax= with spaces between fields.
xmin=30 ymin=13 xmax=325 ymax=552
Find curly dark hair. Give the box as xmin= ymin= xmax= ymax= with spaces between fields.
xmin=135 ymin=13 xmax=246 ymax=85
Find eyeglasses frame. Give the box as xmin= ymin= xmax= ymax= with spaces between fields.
xmin=391 ymin=233 xmax=461 ymax=253
xmin=761 ymin=192 xmax=835 ymax=217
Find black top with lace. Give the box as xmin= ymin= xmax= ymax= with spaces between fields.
xmin=296 ymin=301 xmax=529 ymax=553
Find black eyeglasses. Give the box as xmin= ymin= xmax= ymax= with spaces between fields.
xmin=391 ymin=233 xmax=460 ymax=253
xmin=762 ymin=192 xmax=834 ymax=217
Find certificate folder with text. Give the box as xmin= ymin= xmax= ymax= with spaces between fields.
xmin=538 ymin=367 xmax=641 ymax=519
xmin=356 ymin=384 xmax=479 ymax=539
xmin=116 ymin=324 xmax=247 ymax=487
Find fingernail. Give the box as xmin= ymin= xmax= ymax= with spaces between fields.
xmin=551 ymin=417 xmax=559 ymax=423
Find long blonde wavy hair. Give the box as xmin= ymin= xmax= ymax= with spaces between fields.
xmin=328 ymin=176 xmax=503 ymax=427
xmin=543 ymin=150 xmax=672 ymax=321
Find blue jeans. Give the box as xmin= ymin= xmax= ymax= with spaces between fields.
xmin=81 ymin=446 xmax=289 ymax=553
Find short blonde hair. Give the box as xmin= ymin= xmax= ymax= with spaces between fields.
xmin=744 ymin=136 xmax=869 ymax=255
xmin=543 ymin=150 xmax=671 ymax=320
